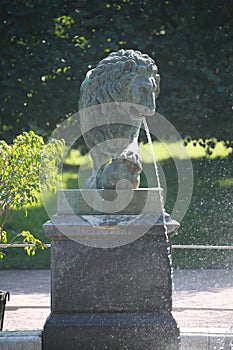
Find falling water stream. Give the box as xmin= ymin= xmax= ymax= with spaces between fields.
xmin=142 ymin=117 xmax=169 ymax=242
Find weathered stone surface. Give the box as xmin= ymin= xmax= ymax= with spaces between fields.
xmin=43 ymin=216 xmax=180 ymax=349
xmin=43 ymin=313 xmax=180 ymax=350
xmin=49 ymin=227 xmax=172 ymax=313
xmin=0 ymin=331 xmax=41 ymax=350
xmin=78 ymin=49 xmax=160 ymax=189
xmin=57 ymin=188 xmax=163 ymax=215
xmin=43 ymin=187 xmax=180 ymax=349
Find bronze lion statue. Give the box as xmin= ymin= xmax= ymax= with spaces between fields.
xmin=79 ymin=49 xmax=160 ymax=189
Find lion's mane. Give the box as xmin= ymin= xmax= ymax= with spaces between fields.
xmin=79 ymin=49 xmax=160 ymax=109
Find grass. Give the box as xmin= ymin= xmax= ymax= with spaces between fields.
xmin=65 ymin=139 xmax=232 ymax=164
xmin=0 ymin=140 xmax=232 ymax=269
xmin=139 ymin=139 xmax=232 ymax=161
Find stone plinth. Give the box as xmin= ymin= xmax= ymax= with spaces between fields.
xmin=43 ymin=189 xmax=180 ymax=350
xmin=56 ymin=188 xmax=163 ymax=215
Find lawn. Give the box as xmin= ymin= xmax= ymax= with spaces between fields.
xmin=1 ymin=140 xmax=232 ymax=269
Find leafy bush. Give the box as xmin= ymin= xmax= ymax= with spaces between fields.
xmin=0 ymin=131 xmax=64 ymax=258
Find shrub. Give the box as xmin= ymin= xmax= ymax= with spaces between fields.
xmin=0 ymin=131 xmax=64 ymax=258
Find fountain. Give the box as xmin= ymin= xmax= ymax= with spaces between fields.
xmin=43 ymin=49 xmax=180 ymax=349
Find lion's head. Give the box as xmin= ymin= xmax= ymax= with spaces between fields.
xmin=79 ymin=49 xmax=160 ymax=116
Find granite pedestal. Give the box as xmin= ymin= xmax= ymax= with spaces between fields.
xmin=43 ymin=189 xmax=180 ymax=350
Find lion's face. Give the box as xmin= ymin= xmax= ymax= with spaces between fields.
xmin=126 ymin=74 xmax=157 ymax=117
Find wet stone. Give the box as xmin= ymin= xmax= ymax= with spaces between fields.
xmin=43 ymin=189 xmax=180 ymax=350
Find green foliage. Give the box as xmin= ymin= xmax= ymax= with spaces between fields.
xmin=21 ymin=231 xmax=45 ymax=256
xmin=0 ymin=1 xmax=232 ymax=143
xmin=0 ymin=131 xmax=44 ymax=212
xmin=0 ymin=131 xmax=64 ymax=258
xmin=183 ymin=137 xmax=233 ymax=157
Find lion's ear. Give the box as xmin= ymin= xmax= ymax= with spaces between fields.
xmin=122 ymin=60 xmax=136 ymax=73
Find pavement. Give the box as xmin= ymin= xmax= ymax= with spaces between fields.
xmin=0 ymin=269 xmax=233 ymax=332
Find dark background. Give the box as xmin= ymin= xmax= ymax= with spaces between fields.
xmin=1 ymin=0 xmax=232 ymax=143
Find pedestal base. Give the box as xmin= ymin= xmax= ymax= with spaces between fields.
xmin=43 ymin=313 xmax=180 ymax=350
xmin=43 ymin=189 xmax=180 ymax=349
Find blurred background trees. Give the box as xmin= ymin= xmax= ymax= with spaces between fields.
xmin=1 ymin=0 xmax=232 ymax=143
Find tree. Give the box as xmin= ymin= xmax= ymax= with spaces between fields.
xmin=0 ymin=0 xmax=232 ymax=143
xmin=0 ymin=131 xmax=64 ymax=258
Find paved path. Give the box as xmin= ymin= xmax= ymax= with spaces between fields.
xmin=0 ymin=269 xmax=233 ymax=332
